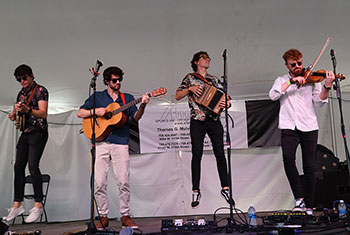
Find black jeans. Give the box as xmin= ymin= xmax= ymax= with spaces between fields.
xmin=281 ymin=129 xmax=318 ymax=208
xmin=14 ymin=130 xmax=48 ymax=202
xmin=190 ymin=118 xmax=229 ymax=191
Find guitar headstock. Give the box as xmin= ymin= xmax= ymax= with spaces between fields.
xmin=150 ymin=87 xmax=167 ymax=98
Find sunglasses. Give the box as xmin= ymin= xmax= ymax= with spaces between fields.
xmin=16 ymin=76 xmax=27 ymax=82
xmin=199 ymin=54 xmax=211 ymax=61
xmin=291 ymin=61 xmax=302 ymax=67
xmin=110 ymin=78 xmax=123 ymax=83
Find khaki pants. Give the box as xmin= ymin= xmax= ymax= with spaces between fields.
xmin=95 ymin=142 xmax=130 ymax=216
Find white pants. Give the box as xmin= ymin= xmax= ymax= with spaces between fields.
xmin=95 ymin=142 xmax=130 ymax=216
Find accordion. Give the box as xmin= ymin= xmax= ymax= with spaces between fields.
xmin=194 ymin=84 xmax=225 ymax=114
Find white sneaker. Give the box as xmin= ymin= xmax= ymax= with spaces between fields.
xmin=24 ymin=207 xmax=43 ymax=223
xmin=3 ymin=205 xmax=25 ymax=222
xmin=292 ymin=198 xmax=306 ymax=212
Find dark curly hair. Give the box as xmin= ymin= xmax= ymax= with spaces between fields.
xmin=14 ymin=64 xmax=34 ymax=79
xmin=191 ymin=51 xmax=209 ymax=72
xmin=282 ymin=49 xmax=303 ymax=64
xmin=103 ymin=66 xmax=124 ymax=85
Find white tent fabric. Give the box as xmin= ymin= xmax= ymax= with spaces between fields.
xmin=0 ymin=0 xmax=350 ymax=108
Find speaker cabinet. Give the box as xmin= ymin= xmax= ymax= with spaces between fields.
xmin=301 ymin=145 xmax=349 ymax=209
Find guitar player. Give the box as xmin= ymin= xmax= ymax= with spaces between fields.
xmin=175 ymin=51 xmax=234 ymax=208
xmin=4 ymin=64 xmax=49 ymax=223
xmin=77 ymin=66 xmax=149 ymax=230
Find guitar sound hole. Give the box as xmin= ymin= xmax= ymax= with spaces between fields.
xmin=104 ymin=112 xmax=113 ymax=120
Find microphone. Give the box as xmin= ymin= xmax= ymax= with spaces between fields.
xmin=330 ymin=49 xmax=335 ymax=60
xmin=329 ymin=49 xmax=338 ymax=90
xmin=95 ymin=60 xmax=104 ymax=72
xmin=222 ymin=49 xmax=227 ymax=58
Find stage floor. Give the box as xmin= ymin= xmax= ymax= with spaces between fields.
xmin=6 ymin=213 xmax=256 ymax=235
xmin=5 ymin=211 xmax=350 ymax=235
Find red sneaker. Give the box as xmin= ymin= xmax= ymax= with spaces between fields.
xmin=96 ymin=216 xmax=109 ymax=230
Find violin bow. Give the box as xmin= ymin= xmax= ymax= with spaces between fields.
xmin=304 ymin=37 xmax=332 ymax=79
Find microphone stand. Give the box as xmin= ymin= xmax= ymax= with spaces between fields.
xmin=330 ymin=50 xmax=350 ymax=179
xmin=87 ymin=61 xmax=101 ymax=234
xmin=221 ymin=49 xmax=236 ymax=233
xmin=73 ymin=61 xmax=131 ymax=235
xmin=73 ymin=61 xmax=108 ymax=235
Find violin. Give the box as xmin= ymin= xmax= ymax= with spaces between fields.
xmin=302 ymin=69 xmax=346 ymax=84
xmin=290 ymin=37 xmax=346 ymax=88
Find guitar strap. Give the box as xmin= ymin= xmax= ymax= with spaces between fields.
xmin=120 ymin=92 xmax=126 ymax=105
xmin=26 ymin=84 xmax=39 ymax=106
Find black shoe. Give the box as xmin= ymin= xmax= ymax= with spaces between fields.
xmin=191 ymin=191 xmax=201 ymax=208
xmin=221 ymin=188 xmax=235 ymax=206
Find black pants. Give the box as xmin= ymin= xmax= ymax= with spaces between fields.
xmin=190 ymin=118 xmax=229 ymax=191
xmin=14 ymin=130 xmax=48 ymax=202
xmin=281 ymin=129 xmax=318 ymax=208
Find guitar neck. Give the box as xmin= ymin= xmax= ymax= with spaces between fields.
xmin=110 ymin=88 xmax=165 ymax=116
xmin=112 ymin=97 xmax=143 ymax=115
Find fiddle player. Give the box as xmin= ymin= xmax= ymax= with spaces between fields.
xmin=269 ymin=49 xmax=335 ymax=215
xmin=175 ymin=51 xmax=234 ymax=208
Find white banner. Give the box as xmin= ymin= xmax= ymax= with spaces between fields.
xmin=139 ymin=101 xmax=248 ymax=153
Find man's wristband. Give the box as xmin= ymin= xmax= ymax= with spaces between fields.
xmin=324 ymin=84 xmax=331 ymax=90
xmin=287 ymin=80 xmax=291 ymax=85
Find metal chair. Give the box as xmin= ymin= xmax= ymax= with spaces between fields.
xmin=13 ymin=174 xmax=51 ymax=224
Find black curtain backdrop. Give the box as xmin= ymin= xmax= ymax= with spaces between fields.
xmin=129 ymin=120 xmax=140 ymax=154
xmin=246 ymin=100 xmax=281 ymax=147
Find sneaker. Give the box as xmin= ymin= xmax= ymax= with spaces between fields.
xmin=191 ymin=191 xmax=201 ymax=208
xmin=292 ymin=198 xmax=306 ymax=212
xmin=121 ymin=215 xmax=138 ymax=229
xmin=220 ymin=188 xmax=235 ymax=206
xmin=3 ymin=205 xmax=25 ymax=222
xmin=96 ymin=216 xmax=109 ymax=230
xmin=24 ymin=207 xmax=43 ymax=223
xmin=306 ymin=208 xmax=313 ymax=216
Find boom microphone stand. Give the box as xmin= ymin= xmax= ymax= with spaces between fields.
xmin=330 ymin=50 xmax=350 ymax=178
xmin=221 ymin=49 xmax=236 ymax=232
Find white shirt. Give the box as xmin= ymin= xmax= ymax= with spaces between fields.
xmin=269 ymin=73 xmax=328 ymax=131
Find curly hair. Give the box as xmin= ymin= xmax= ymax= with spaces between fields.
xmin=191 ymin=51 xmax=209 ymax=72
xmin=14 ymin=64 xmax=34 ymax=79
xmin=103 ymin=66 xmax=124 ymax=85
xmin=282 ymin=49 xmax=303 ymax=63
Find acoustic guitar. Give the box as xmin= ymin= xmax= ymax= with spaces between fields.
xmin=82 ymin=87 xmax=167 ymax=141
